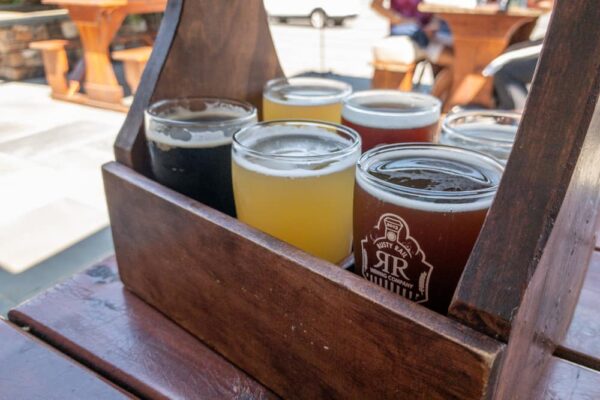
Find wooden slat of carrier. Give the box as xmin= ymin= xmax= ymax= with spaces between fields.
xmin=0 ymin=319 xmax=133 ymax=399
xmin=8 ymin=257 xmax=277 ymax=400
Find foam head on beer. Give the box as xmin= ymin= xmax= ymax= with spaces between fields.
xmin=353 ymin=144 xmax=504 ymax=313
xmin=263 ymin=77 xmax=352 ymax=123
xmin=144 ymin=97 xmax=257 ymax=217
xmin=232 ymin=120 xmax=361 ymax=263
xmin=342 ymin=90 xmax=441 ymax=151
xmin=440 ymin=110 xmax=521 ymax=165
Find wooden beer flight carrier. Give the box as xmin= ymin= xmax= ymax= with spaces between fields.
xmin=102 ymin=1 xmax=600 ymax=398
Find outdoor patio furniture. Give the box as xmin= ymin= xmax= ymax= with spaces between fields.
xmin=0 ymin=319 xmax=130 ymax=399
xmin=418 ymin=3 xmax=543 ymax=111
xmin=371 ymin=60 xmax=419 ymax=91
xmin=112 ymin=46 xmax=151 ymax=94
xmin=29 ymin=39 xmax=76 ymax=96
xmin=6 ymin=254 xmax=600 ymax=398
xmin=40 ymin=0 xmax=166 ymax=112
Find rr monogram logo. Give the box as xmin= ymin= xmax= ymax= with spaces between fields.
xmin=361 ymin=213 xmax=433 ymax=303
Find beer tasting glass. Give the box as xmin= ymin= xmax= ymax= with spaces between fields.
xmin=145 ymin=97 xmax=257 ymax=217
xmin=353 ymin=144 xmax=504 ymax=313
xmin=342 ymin=90 xmax=441 ymax=152
xmin=263 ymin=77 xmax=352 ymax=123
xmin=440 ymin=110 xmax=521 ymax=165
xmin=232 ymin=120 xmax=361 ymax=263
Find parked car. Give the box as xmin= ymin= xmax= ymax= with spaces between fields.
xmin=264 ymin=0 xmax=360 ymax=29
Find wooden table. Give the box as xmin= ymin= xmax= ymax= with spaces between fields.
xmin=5 ymin=249 xmax=600 ymax=399
xmin=0 ymin=319 xmax=132 ymax=399
xmin=43 ymin=0 xmax=166 ymax=111
xmin=419 ymin=4 xmax=543 ymax=111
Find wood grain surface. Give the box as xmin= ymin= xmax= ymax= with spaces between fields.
xmin=104 ymin=161 xmax=505 ymax=400
xmin=450 ymin=1 xmax=600 ymax=397
xmin=556 ymin=251 xmax=600 ymax=371
xmin=114 ymin=0 xmax=284 ymax=176
xmin=0 ymin=319 xmax=133 ymax=400
xmin=532 ymin=357 xmax=600 ymax=400
xmin=8 ymin=257 xmax=276 ymax=400
xmin=449 ymin=0 xmax=600 ymax=341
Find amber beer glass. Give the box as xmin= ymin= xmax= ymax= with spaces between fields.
xmin=353 ymin=144 xmax=504 ymax=313
xmin=232 ymin=121 xmax=361 ymax=263
xmin=145 ymin=98 xmax=257 ymax=217
xmin=342 ymin=90 xmax=441 ymax=151
xmin=263 ymin=77 xmax=352 ymax=123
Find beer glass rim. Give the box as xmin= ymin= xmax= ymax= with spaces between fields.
xmin=342 ymin=90 xmax=441 ymax=128
xmin=357 ymin=143 xmax=504 ymax=201
xmin=263 ymin=77 xmax=352 ymax=106
xmin=441 ymin=110 xmax=521 ymax=148
xmin=233 ymin=120 xmax=361 ymax=162
xmin=145 ymin=97 xmax=258 ymax=128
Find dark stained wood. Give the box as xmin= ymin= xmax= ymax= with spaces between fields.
xmin=0 ymin=319 xmax=133 ymax=400
xmin=103 ymin=161 xmax=505 ymax=400
xmin=533 ymin=357 xmax=600 ymax=400
xmin=450 ymin=0 xmax=600 ymax=341
xmin=102 ymin=0 xmax=600 ymax=397
xmin=8 ymin=257 xmax=277 ymax=400
xmin=450 ymin=1 xmax=600 ymax=397
xmin=556 ymin=251 xmax=600 ymax=371
xmin=114 ymin=0 xmax=284 ymax=176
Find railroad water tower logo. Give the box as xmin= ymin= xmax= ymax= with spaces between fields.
xmin=360 ymin=213 xmax=433 ymax=304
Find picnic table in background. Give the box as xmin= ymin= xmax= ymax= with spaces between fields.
xmin=42 ymin=0 xmax=166 ymax=111
xmin=419 ymin=3 xmax=543 ymax=111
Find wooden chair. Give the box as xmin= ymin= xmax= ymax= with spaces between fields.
xmin=371 ymin=60 xmax=419 ymax=91
xmin=29 ymin=39 xmax=78 ymax=97
xmin=103 ymin=1 xmax=600 ymax=398
xmin=112 ymin=46 xmax=152 ymax=94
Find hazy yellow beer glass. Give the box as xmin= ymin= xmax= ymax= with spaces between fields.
xmin=232 ymin=121 xmax=361 ymax=263
xmin=263 ymin=77 xmax=352 ymax=123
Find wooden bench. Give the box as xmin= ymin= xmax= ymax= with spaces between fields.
xmin=8 ymin=257 xmax=276 ymax=399
xmin=112 ymin=46 xmax=152 ymax=95
xmin=7 ymin=256 xmax=600 ymax=399
xmin=29 ymin=39 xmax=77 ymax=97
xmin=0 ymin=319 xmax=131 ymax=399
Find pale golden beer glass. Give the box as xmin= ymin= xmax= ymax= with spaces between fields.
xmin=263 ymin=77 xmax=352 ymax=123
xmin=232 ymin=120 xmax=361 ymax=263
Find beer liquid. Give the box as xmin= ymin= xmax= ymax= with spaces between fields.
xmin=263 ymin=83 xmax=346 ymax=123
xmin=354 ymin=155 xmax=498 ymax=314
xmin=368 ymin=158 xmax=496 ymax=192
xmin=147 ymin=111 xmax=245 ymax=217
xmin=233 ymin=131 xmax=358 ymax=263
xmin=342 ymin=118 xmax=436 ymax=151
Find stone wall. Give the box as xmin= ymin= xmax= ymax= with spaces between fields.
xmin=0 ymin=11 xmax=70 ymax=80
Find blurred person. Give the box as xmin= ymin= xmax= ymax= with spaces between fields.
xmin=490 ymin=0 xmax=554 ymax=110
xmin=371 ymin=0 xmax=453 ymax=67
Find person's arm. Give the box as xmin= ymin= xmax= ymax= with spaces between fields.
xmin=371 ymin=0 xmax=411 ymax=25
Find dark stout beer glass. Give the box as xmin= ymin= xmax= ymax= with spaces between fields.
xmin=145 ymin=98 xmax=257 ymax=217
xmin=342 ymin=90 xmax=441 ymax=152
xmin=353 ymin=144 xmax=504 ymax=313
xmin=440 ymin=110 xmax=521 ymax=165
